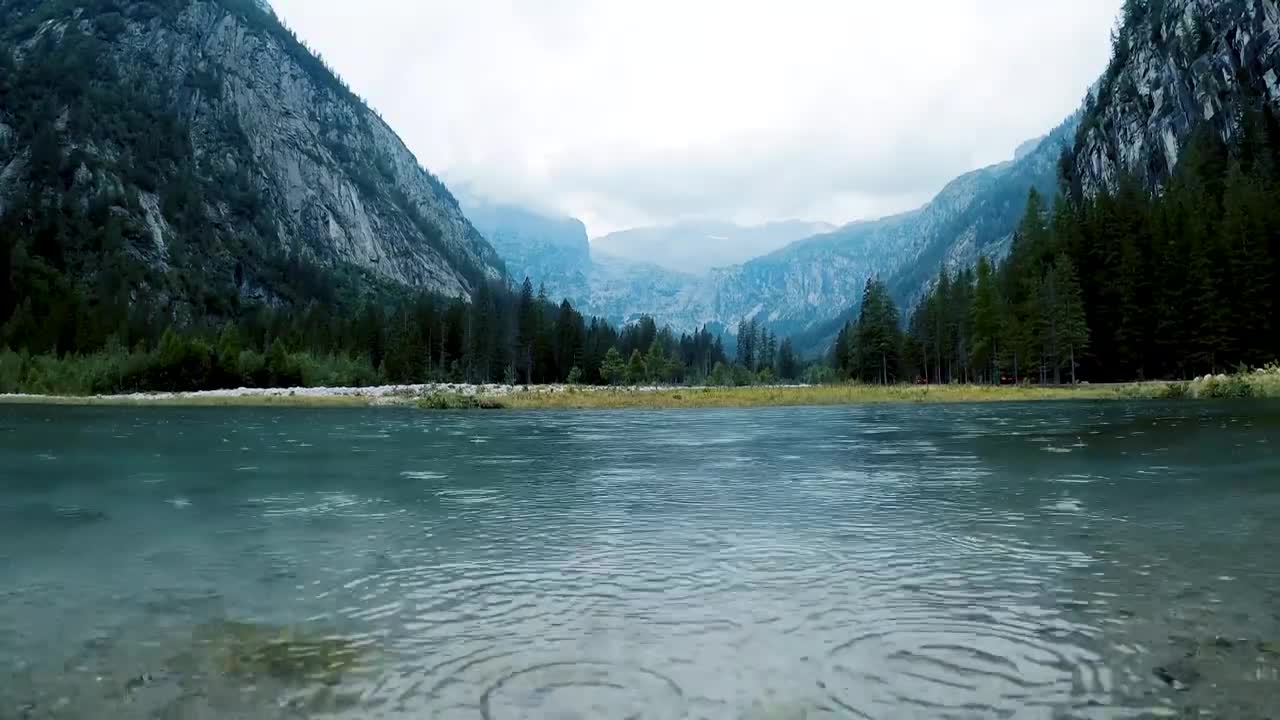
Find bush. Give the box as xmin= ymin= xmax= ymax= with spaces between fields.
xmin=1196 ymin=375 xmax=1254 ymax=399
xmin=0 ymin=350 xmax=26 ymax=393
xmin=297 ymin=353 xmax=379 ymax=388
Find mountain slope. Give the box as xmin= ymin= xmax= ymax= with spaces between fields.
xmin=463 ymin=199 xmax=590 ymax=290
xmin=1071 ymin=0 xmax=1280 ymax=196
xmin=470 ymin=120 xmax=1075 ymax=349
xmin=592 ymin=220 xmax=834 ymax=275
xmin=716 ymin=116 xmax=1077 ymax=353
xmin=0 ymin=0 xmax=503 ymax=327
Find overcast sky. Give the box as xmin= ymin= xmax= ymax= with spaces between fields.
xmin=269 ymin=0 xmax=1123 ymax=237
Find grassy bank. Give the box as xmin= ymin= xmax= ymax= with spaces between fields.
xmin=478 ymin=383 xmax=1121 ymax=410
xmin=3 ymin=366 xmax=1277 ymax=410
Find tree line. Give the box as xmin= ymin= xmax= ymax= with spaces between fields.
xmin=1 ymin=262 xmax=816 ymax=393
xmin=830 ymin=103 xmax=1280 ymax=385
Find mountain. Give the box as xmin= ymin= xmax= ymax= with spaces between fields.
xmin=458 ymin=197 xmax=713 ymax=328
xmin=1070 ymin=0 xmax=1280 ymax=198
xmin=592 ymin=220 xmax=834 ymax=275
xmin=0 ymin=0 xmax=504 ymax=332
xmin=462 ymin=199 xmax=590 ymax=290
xmin=470 ymin=120 xmax=1075 ymax=350
xmin=716 ymin=116 xmax=1078 ymax=353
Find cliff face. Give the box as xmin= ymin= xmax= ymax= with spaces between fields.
xmin=0 ymin=0 xmax=503 ymax=309
xmin=461 ymin=200 xmax=590 ymax=290
xmin=1074 ymin=0 xmax=1280 ymax=195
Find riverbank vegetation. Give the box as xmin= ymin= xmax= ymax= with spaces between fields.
xmin=4 ymin=365 xmax=1276 ymax=409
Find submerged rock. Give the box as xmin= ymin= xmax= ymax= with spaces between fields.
xmin=193 ymin=620 xmax=368 ymax=686
xmin=1153 ymin=657 xmax=1200 ymax=691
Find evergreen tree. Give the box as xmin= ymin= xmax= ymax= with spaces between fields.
xmin=1052 ymin=254 xmax=1090 ymax=384
xmin=626 ymin=349 xmax=646 ymax=385
xmin=970 ymin=256 xmax=1000 ymax=383
xmin=599 ymin=346 xmax=625 ymax=386
xmin=516 ymin=277 xmax=536 ymax=384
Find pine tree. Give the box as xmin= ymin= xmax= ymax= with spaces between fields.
xmin=516 ymin=277 xmax=536 ymax=384
xmin=970 ymin=256 xmax=1000 ymax=383
xmin=853 ymin=278 xmax=901 ymax=384
xmin=626 ymin=349 xmax=646 ymax=385
xmin=1052 ymin=254 xmax=1090 ymax=384
xmin=599 ymin=346 xmax=625 ymax=386
xmin=644 ymin=339 xmax=668 ymax=384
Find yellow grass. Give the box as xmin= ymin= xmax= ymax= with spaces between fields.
xmin=484 ymin=383 xmax=1121 ymax=410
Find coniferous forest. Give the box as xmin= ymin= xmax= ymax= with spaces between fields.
xmin=830 ymin=104 xmax=1280 ymax=385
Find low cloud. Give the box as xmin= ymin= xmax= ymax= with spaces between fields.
xmin=271 ymin=0 xmax=1122 ymax=235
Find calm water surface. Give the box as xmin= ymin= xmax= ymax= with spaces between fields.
xmin=1 ymin=402 xmax=1279 ymax=719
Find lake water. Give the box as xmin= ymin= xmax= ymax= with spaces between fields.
xmin=1 ymin=403 xmax=1279 ymax=719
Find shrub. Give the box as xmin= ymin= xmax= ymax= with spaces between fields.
xmin=1196 ymin=375 xmax=1253 ymax=399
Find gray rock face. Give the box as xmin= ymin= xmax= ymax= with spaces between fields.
xmin=1074 ymin=0 xmax=1280 ymax=196
xmin=1 ymin=1 xmax=502 ymax=301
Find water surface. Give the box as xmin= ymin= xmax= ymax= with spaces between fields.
xmin=1 ymin=402 xmax=1279 ymax=718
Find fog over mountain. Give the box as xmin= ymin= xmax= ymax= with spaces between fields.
xmin=591 ymin=220 xmax=835 ymax=275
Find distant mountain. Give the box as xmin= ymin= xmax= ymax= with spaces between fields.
xmin=462 ymin=200 xmax=590 ymax=290
xmin=718 ymin=116 xmax=1078 ymax=354
xmin=592 ymin=220 xmax=834 ymax=275
xmin=468 ymin=120 xmax=1075 ymax=351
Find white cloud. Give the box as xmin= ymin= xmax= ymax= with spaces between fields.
xmin=269 ymin=0 xmax=1123 ymax=236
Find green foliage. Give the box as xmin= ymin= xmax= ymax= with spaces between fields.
xmin=599 ymin=346 xmax=625 ymax=386
xmin=625 ymin=349 xmax=646 ymax=386
xmin=1196 ymin=374 xmax=1254 ymax=399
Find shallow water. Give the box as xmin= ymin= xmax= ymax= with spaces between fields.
xmin=1 ymin=402 xmax=1279 ymax=719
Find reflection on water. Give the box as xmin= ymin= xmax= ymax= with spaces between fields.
xmin=1 ymin=402 xmax=1279 ymax=719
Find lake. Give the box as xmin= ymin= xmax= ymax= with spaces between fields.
xmin=1 ymin=402 xmax=1278 ymax=718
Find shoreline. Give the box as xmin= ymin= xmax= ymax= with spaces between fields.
xmin=2 ymin=378 xmax=1271 ymax=410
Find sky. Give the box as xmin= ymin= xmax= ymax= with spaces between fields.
xmin=269 ymin=0 xmax=1124 ymax=238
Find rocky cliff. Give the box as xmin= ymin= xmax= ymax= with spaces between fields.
xmin=0 ymin=0 xmax=503 ymax=312
xmin=461 ymin=199 xmax=590 ymax=290
xmin=1073 ymin=0 xmax=1280 ymax=195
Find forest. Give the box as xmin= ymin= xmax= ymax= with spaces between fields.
xmin=0 ymin=267 xmax=812 ymax=393
xmin=830 ymin=104 xmax=1280 ymax=385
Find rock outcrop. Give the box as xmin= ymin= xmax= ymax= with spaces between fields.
xmin=1073 ymin=0 xmax=1280 ymax=195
